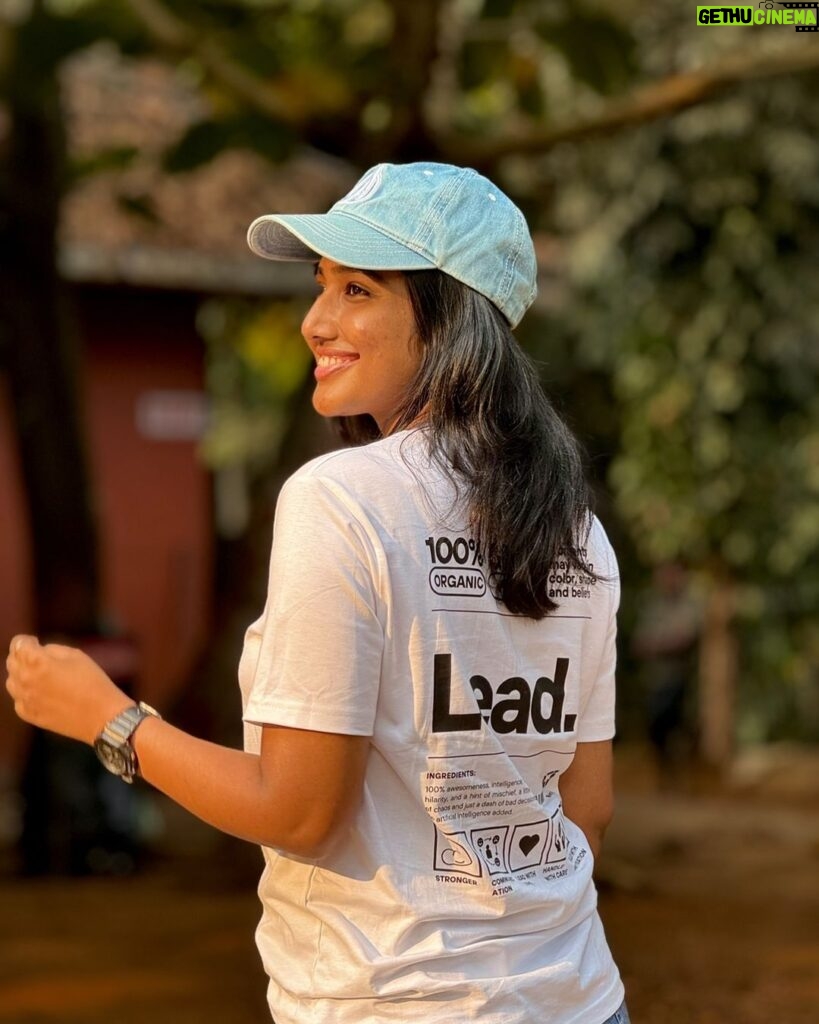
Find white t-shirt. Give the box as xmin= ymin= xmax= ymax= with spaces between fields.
xmin=239 ymin=428 xmax=624 ymax=1024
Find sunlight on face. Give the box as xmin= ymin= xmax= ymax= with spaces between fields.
xmin=301 ymin=258 xmax=421 ymax=433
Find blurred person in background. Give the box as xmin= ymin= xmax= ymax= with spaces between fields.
xmin=6 ymin=163 xmax=629 ymax=1024
xmin=632 ymin=562 xmax=701 ymax=789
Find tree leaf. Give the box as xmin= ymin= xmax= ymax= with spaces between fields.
xmin=538 ymin=13 xmax=637 ymax=96
xmin=161 ymin=113 xmax=296 ymax=172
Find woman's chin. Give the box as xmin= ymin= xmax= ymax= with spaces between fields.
xmin=312 ymin=391 xmax=360 ymax=421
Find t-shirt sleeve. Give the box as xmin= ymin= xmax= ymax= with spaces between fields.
xmin=242 ymin=472 xmax=384 ymax=735
xmin=575 ymin=522 xmax=621 ymax=743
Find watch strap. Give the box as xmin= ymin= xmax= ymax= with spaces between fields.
xmin=99 ymin=704 xmax=150 ymax=746
xmin=96 ymin=702 xmax=161 ymax=782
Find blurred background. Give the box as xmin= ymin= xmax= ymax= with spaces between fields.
xmin=0 ymin=1 xmax=817 ymax=1021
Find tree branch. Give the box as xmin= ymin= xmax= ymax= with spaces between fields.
xmin=125 ymin=0 xmax=305 ymax=125
xmin=124 ymin=1 xmax=819 ymax=170
xmin=437 ymin=42 xmax=819 ymax=167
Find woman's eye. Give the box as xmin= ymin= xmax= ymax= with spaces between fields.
xmin=346 ymin=283 xmax=369 ymax=297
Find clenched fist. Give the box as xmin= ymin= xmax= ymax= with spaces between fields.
xmin=5 ymin=636 xmax=133 ymax=745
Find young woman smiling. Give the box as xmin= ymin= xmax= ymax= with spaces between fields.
xmin=306 ymin=259 xmax=421 ymax=430
xmin=6 ymin=163 xmax=629 ymax=1024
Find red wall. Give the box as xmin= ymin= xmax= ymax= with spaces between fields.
xmin=0 ymin=286 xmax=212 ymax=778
xmin=0 ymin=378 xmax=36 ymax=776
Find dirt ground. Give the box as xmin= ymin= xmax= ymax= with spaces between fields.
xmin=600 ymin=745 xmax=819 ymax=1023
xmin=0 ymin=743 xmax=817 ymax=1024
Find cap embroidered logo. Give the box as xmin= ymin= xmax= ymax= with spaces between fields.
xmin=338 ymin=165 xmax=385 ymax=205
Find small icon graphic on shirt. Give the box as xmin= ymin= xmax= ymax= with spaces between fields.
xmin=543 ymin=806 xmax=569 ymax=864
xmin=471 ymin=825 xmax=510 ymax=875
xmin=509 ymin=820 xmax=549 ymax=871
xmin=519 ymin=834 xmax=539 ymax=856
xmin=441 ymin=843 xmax=471 ymax=867
xmin=536 ymin=770 xmax=561 ymax=805
xmin=433 ymin=829 xmax=482 ymax=878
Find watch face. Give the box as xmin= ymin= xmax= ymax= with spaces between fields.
xmin=95 ymin=739 xmax=129 ymax=777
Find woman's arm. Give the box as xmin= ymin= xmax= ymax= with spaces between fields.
xmin=5 ymin=637 xmax=370 ymax=858
xmin=135 ymin=718 xmax=369 ymax=856
xmin=559 ymin=739 xmax=614 ymax=860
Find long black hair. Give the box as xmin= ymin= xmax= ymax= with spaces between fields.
xmin=336 ymin=270 xmax=596 ymax=620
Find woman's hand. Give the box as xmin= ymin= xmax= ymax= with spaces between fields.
xmin=5 ymin=636 xmax=133 ymax=745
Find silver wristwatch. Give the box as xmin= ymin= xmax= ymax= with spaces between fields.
xmin=94 ymin=702 xmax=161 ymax=784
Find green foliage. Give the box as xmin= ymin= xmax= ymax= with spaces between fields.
xmin=115 ymin=190 xmax=160 ymax=221
xmin=163 ymin=113 xmax=296 ymax=171
xmin=43 ymin=1 xmax=157 ymax=58
xmin=534 ymin=69 xmax=819 ymax=738
xmin=197 ymin=297 xmax=311 ymax=473
xmin=1 ymin=3 xmax=99 ymax=100
xmin=67 ymin=144 xmax=139 ymax=183
xmin=535 ymin=11 xmax=636 ymax=96
xmin=159 ymin=0 xmax=392 ymax=109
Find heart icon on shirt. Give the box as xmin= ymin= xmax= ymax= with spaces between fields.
xmin=518 ymin=834 xmax=539 ymax=856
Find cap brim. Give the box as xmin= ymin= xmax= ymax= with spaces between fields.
xmin=247 ymin=211 xmax=436 ymax=272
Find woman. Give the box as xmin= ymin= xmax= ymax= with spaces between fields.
xmin=6 ymin=163 xmax=629 ymax=1024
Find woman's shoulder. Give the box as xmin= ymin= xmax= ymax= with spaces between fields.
xmin=287 ymin=429 xmax=428 ymax=489
xmin=276 ymin=431 xmax=431 ymax=521
xmin=586 ymin=514 xmax=616 ymax=561
xmin=583 ymin=514 xmax=620 ymax=600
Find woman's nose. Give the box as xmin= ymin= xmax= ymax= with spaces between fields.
xmin=301 ymin=291 xmax=336 ymax=343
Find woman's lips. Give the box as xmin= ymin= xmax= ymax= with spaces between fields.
xmin=314 ymin=353 xmax=359 ymax=381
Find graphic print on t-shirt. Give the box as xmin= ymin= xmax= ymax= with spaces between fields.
xmin=473 ymin=826 xmax=508 ymax=873
xmin=508 ymin=820 xmax=549 ymax=871
xmin=431 ymin=653 xmax=577 ymax=735
xmin=423 ymin=532 xmax=598 ymax=605
xmin=433 ymin=829 xmax=482 ymax=879
xmin=421 ymin=575 xmax=589 ymax=893
xmin=424 ymin=754 xmax=575 ymax=892
xmin=418 ymin=513 xmax=609 ymax=895
xmin=424 ymin=533 xmax=487 ymax=600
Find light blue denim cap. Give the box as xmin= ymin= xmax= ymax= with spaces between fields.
xmin=247 ymin=162 xmax=537 ymax=328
